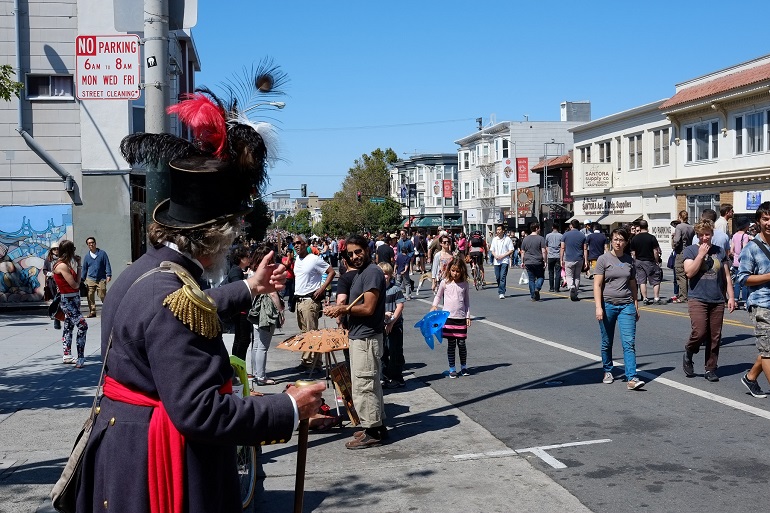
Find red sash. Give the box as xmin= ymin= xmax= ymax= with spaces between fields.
xmin=103 ymin=376 xmax=233 ymax=513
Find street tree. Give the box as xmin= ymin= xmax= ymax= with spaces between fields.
xmin=320 ymin=147 xmax=401 ymax=234
xmin=0 ymin=65 xmax=23 ymax=101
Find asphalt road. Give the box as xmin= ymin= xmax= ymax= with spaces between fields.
xmin=400 ymin=270 xmax=769 ymax=513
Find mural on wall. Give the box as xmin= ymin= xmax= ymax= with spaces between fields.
xmin=0 ymin=205 xmax=73 ymax=303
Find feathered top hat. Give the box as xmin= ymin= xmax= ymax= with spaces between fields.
xmin=120 ymin=59 xmax=286 ymax=229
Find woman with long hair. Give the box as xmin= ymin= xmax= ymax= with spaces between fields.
xmin=43 ymin=242 xmax=61 ymax=330
xmin=52 ymin=240 xmax=88 ymax=367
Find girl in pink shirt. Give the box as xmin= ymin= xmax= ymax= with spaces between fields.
xmin=431 ymin=256 xmax=472 ymax=378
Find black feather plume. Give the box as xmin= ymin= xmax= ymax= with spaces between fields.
xmin=120 ymin=133 xmax=200 ymax=166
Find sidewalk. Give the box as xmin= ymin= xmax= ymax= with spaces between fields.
xmin=0 ymin=302 xmax=592 ymax=513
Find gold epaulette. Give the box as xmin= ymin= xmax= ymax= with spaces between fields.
xmin=159 ymin=261 xmax=220 ymax=339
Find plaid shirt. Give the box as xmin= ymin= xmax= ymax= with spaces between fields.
xmin=736 ymin=236 xmax=770 ymax=310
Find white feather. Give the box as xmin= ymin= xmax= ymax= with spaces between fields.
xmin=228 ymin=115 xmax=280 ymax=165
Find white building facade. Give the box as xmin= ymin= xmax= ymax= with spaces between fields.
xmin=570 ymin=54 xmax=770 ymax=256
xmin=389 ymin=154 xmax=460 ymax=233
xmin=455 ymin=119 xmax=584 ymax=236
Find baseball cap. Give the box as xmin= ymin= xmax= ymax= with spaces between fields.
xmin=584 ymin=219 xmax=592 ymax=224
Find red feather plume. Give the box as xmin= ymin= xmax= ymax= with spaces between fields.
xmin=166 ymin=93 xmax=228 ymax=158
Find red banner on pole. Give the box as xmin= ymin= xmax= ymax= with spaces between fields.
xmin=442 ymin=179 xmax=453 ymax=198
xmin=516 ymin=158 xmax=529 ymax=182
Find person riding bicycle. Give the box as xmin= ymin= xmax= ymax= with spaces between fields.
xmin=468 ymin=230 xmax=487 ymax=283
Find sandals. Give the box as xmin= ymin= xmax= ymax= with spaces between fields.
xmin=253 ymin=378 xmax=278 ymax=386
xmin=308 ymin=414 xmax=344 ymax=431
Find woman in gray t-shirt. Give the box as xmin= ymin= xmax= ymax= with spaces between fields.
xmin=593 ymin=228 xmax=644 ymax=390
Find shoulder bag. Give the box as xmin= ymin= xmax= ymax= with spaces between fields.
xmin=50 ymin=264 xmax=167 ymax=513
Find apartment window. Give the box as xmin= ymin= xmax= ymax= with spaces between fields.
xmin=502 ymin=139 xmax=509 ymax=159
xmin=494 ymin=140 xmax=500 ymax=161
xmin=653 ymin=128 xmax=670 ymax=166
xmin=463 ymin=151 xmax=470 ymax=170
xmin=628 ymin=134 xmax=642 ymax=170
xmin=417 ymin=167 xmax=424 ymax=182
xmin=736 ymin=116 xmax=743 ymax=155
xmin=579 ymin=146 xmax=591 ymax=163
xmin=597 ymin=141 xmax=611 ymax=163
xmin=471 ymin=180 xmax=476 ymax=198
xmin=746 ymin=112 xmax=764 ymax=153
xmin=616 ymin=137 xmax=621 ymax=170
xmin=417 ymin=193 xmax=424 ymax=208
xmin=463 ymin=182 xmax=470 ymax=200
xmin=26 ymin=75 xmax=74 ymax=99
xmin=502 ymin=182 xmax=510 ymax=195
xmin=685 ymin=121 xmax=718 ymax=162
xmin=687 ymin=194 xmax=719 ymax=223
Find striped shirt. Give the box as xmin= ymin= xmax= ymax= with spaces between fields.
xmin=736 ymin=237 xmax=770 ymax=310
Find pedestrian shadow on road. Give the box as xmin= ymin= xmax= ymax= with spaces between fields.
xmin=0 ymin=354 xmax=101 ymax=415
xmin=720 ymin=333 xmax=754 ymax=346
xmin=419 ymin=362 xmax=511 ymax=384
xmin=0 ymin=455 xmax=66 ymax=486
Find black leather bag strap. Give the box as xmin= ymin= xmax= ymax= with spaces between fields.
xmin=751 ymin=238 xmax=770 ymax=262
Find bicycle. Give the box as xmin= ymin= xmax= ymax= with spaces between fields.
xmin=230 ymin=356 xmax=258 ymax=509
xmin=469 ymin=257 xmax=484 ymax=290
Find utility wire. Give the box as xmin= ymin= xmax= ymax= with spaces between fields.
xmin=284 ymin=117 xmax=476 ymax=132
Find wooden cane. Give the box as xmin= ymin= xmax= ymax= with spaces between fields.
xmin=293 ymin=380 xmax=315 ymax=513
xmin=345 ymin=292 xmax=366 ymax=312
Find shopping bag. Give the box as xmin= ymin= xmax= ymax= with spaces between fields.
xmin=518 ymin=270 xmax=529 ymax=285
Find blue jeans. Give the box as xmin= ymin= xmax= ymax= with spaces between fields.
xmin=494 ymin=263 xmax=509 ymax=295
xmin=525 ymin=264 xmax=545 ymax=298
xmin=599 ymin=302 xmax=638 ymax=379
xmin=732 ymin=266 xmax=748 ymax=303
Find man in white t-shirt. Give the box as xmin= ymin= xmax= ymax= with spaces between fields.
xmin=293 ymin=235 xmax=335 ymax=368
xmin=490 ymin=225 xmax=514 ymax=298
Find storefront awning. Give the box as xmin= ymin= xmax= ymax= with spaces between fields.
xmin=594 ymin=214 xmax=642 ymax=225
xmin=412 ymin=215 xmax=463 ymax=228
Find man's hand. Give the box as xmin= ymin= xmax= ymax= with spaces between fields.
xmin=596 ymin=307 xmax=604 ymax=321
xmin=698 ymin=242 xmax=710 ymax=258
xmin=312 ymin=288 xmax=324 ymax=301
xmin=246 ymin=251 xmax=287 ymax=296
xmin=106 ymin=277 xmax=111 ymax=283
xmin=284 ymin=382 xmax=325 ymax=421
xmin=323 ymin=305 xmax=346 ymax=318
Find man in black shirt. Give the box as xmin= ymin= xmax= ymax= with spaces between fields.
xmin=375 ymin=234 xmax=396 ymax=266
xmin=629 ymin=220 xmax=663 ymax=304
xmin=325 ymin=234 xmax=387 ymax=449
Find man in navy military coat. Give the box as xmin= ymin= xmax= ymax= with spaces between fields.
xmin=75 ymin=155 xmax=325 ymax=513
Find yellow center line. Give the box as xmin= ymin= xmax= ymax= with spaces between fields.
xmin=504 ymin=284 xmax=753 ymax=329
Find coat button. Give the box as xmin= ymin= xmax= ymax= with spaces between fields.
xmin=104 ymin=500 xmax=108 ymax=508
xmin=271 ymin=440 xmax=276 ymax=445
xmin=109 ymin=417 xmax=116 ymax=426
xmin=279 ymin=439 xmax=285 ymax=443
xmin=95 ymin=406 xmax=101 ymax=414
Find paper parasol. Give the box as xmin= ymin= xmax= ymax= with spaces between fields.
xmin=276 ymin=328 xmax=349 ymax=353
xmin=414 ymin=310 xmax=450 ymax=350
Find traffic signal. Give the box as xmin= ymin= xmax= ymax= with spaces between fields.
xmin=357 ymin=191 xmax=362 ymax=203
xmin=301 ymin=183 xmax=307 ymax=197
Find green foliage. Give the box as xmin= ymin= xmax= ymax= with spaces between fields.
xmin=271 ymin=209 xmax=312 ymax=235
xmin=320 ymin=148 xmax=402 ymax=235
xmin=0 ymin=65 xmax=23 ymax=101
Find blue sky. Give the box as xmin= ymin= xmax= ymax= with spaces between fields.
xmin=193 ymin=0 xmax=769 ymax=199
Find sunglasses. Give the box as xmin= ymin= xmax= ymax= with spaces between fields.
xmin=346 ymin=248 xmax=365 ymax=258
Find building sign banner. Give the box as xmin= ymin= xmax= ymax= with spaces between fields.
xmin=583 ymin=163 xmax=613 ymax=189
xmin=747 ymin=191 xmax=763 ymax=211
xmin=501 ymin=158 xmax=515 ymax=183
xmin=432 ymin=179 xmax=442 ymax=198
xmin=578 ymin=196 xmax=641 ymax=217
xmin=442 ymin=179 xmax=453 ymax=199
xmin=516 ymin=158 xmax=529 ymax=183
xmin=562 ymin=169 xmax=573 ymax=203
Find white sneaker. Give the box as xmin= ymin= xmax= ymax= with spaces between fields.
xmin=602 ymin=372 xmax=614 ymax=384
xmin=62 ymin=355 xmax=76 ymax=364
xmin=499 ymin=294 xmax=505 ymax=299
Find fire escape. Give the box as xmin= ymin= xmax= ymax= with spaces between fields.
xmin=478 ymin=154 xmax=496 ymax=224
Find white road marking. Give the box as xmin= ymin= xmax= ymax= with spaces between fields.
xmin=515 ymin=439 xmax=612 ymax=469
xmin=453 ymin=449 xmax=517 ymax=461
xmin=474 ymin=318 xmax=770 ymax=421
